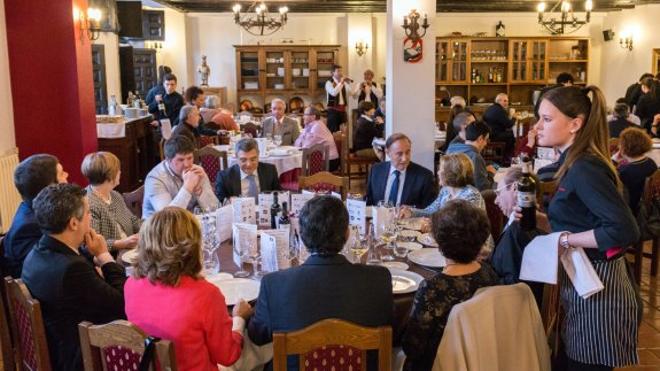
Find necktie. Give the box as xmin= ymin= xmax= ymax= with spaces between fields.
xmin=247 ymin=174 xmax=258 ymax=199
xmin=388 ymin=170 xmax=400 ymax=206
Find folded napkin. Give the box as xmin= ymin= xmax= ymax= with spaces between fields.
xmin=521 ymin=232 xmax=604 ymax=299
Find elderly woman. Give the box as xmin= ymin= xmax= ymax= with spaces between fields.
xmin=125 ymin=207 xmax=253 ymax=370
xmin=617 ymin=127 xmax=657 ymax=214
xmin=81 ymin=152 xmax=140 ymax=254
xmin=171 ymin=104 xmax=201 ymax=145
xmin=402 ymin=200 xmax=499 ymax=371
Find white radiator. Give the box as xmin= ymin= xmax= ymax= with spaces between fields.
xmin=0 ymin=148 xmax=21 ymax=234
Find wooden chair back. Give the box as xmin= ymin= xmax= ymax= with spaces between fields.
xmin=481 ymin=189 xmax=504 ymax=238
xmin=195 ymin=146 xmax=228 ymax=184
xmin=122 ymin=185 xmax=145 ymax=220
xmin=332 ymin=131 xmax=344 ymax=174
xmin=79 ymin=320 xmax=177 ymax=371
xmin=298 ymin=172 xmax=349 ymax=200
xmin=0 ymin=239 xmax=15 ymax=371
xmin=273 ymin=319 xmax=391 ymax=371
xmin=302 ymin=143 xmax=329 ymax=176
xmin=240 ymin=122 xmax=259 ymax=138
xmin=197 ymin=135 xmax=218 ymax=148
xmin=4 ymin=277 xmax=52 ymax=371
xmin=483 ymin=142 xmax=506 ymax=165
xmin=536 ymin=179 xmax=559 ymax=212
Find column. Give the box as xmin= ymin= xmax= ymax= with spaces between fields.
xmin=346 ymin=14 xmax=375 ymax=146
xmin=386 ymin=0 xmax=436 ymax=170
xmin=5 ymin=0 xmax=98 ymax=184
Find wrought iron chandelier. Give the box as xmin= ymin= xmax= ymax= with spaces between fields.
xmin=232 ymin=2 xmax=289 ymax=36
xmin=537 ymin=0 xmax=592 ymax=35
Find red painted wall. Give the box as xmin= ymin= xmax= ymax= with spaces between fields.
xmin=4 ymin=0 xmax=97 ymax=184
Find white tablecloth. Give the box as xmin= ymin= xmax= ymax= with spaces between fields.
xmin=96 ymin=123 xmax=126 ymax=138
xmin=649 ymin=141 xmax=660 ymax=166
xmin=215 ymin=145 xmax=303 ymax=175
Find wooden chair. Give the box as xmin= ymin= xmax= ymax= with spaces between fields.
xmin=4 ymin=277 xmax=52 ymax=371
xmin=195 ymin=146 xmax=228 ymax=184
xmin=273 ymin=319 xmax=391 ymax=371
xmin=122 ymin=185 xmax=145 ymax=219
xmin=536 ymin=179 xmax=559 ymax=212
xmin=630 ymin=169 xmax=660 ymax=283
xmin=79 ymin=320 xmax=177 ymax=371
xmin=0 ymin=235 xmax=16 ymax=371
xmin=298 ymin=172 xmax=349 ymax=200
xmin=483 ymin=141 xmax=506 ymax=165
xmin=339 ymin=126 xmax=377 ymax=183
xmin=481 ymin=189 xmax=504 ymax=238
xmin=240 ymin=122 xmax=259 ymax=138
xmin=197 ymin=135 xmax=219 ymax=148
xmin=301 ymin=143 xmax=329 ymax=176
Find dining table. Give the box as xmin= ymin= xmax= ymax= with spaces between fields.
xmin=214 ymin=144 xmax=304 ymax=187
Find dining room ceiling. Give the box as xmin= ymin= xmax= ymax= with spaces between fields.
xmin=154 ymin=0 xmax=659 ymax=13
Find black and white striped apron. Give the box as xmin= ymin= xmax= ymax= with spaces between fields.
xmin=559 ymin=256 xmax=639 ymax=367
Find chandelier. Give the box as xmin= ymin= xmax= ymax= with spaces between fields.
xmin=232 ymin=2 xmax=289 ymax=36
xmin=537 ymin=0 xmax=592 ymax=35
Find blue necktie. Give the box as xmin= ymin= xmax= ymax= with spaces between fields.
xmin=388 ymin=170 xmax=400 ymax=206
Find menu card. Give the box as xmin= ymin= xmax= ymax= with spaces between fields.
xmin=290 ymin=193 xmax=316 ymax=216
xmin=216 ymin=204 xmax=233 ymax=243
xmin=260 ymin=228 xmax=291 ymax=272
xmin=257 ymin=191 xmax=290 ymax=227
xmin=536 ymin=147 xmax=556 ymax=160
xmin=232 ymin=197 xmax=256 ymax=224
xmin=372 ymin=206 xmax=393 ymax=239
xmin=160 ymin=119 xmax=172 ymax=140
xmin=232 ymin=223 xmax=258 ymax=268
xmin=347 ymin=198 xmax=367 ymax=235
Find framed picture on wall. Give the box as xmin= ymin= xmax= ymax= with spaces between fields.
xmin=89 ymin=0 xmax=119 ymax=33
xmin=653 ymin=49 xmax=660 ymax=76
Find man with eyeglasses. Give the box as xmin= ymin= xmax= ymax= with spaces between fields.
xmin=294 ymin=106 xmax=339 ymax=171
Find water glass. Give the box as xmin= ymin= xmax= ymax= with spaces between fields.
xmin=249 ymin=240 xmax=262 ymax=279
xmin=273 ymin=134 xmax=283 ymax=147
xmin=379 ymin=223 xmax=398 ymax=261
xmin=232 ymin=236 xmax=250 ymax=278
xmin=203 ymin=248 xmax=220 ymax=275
xmin=393 ymin=242 xmax=409 ymax=259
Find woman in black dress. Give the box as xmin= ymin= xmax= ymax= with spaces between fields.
xmin=534 ymin=85 xmax=640 ymax=370
xmin=636 ymin=77 xmax=660 ymax=133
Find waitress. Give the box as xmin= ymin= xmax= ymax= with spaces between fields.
xmin=533 ymin=85 xmax=640 ymax=371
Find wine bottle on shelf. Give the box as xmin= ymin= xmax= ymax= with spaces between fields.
xmin=270 ymin=192 xmax=281 ymax=229
xmin=278 ymin=202 xmax=290 ymax=229
xmin=517 ymin=156 xmax=537 ymax=231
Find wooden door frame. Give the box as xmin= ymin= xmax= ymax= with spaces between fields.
xmin=653 ymin=49 xmax=660 ymax=76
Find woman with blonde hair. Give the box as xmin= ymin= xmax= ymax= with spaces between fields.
xmin=82 ymin=151 xmax=141 ymax=254
xmin=530 ymin=85 xmax=640 ymax=370
xmin=124 ymin=207 xmax=253 ymax=371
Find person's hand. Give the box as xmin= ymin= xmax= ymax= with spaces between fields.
xmin=486 ymin=165 xmax=497 ymax=174
xmin=114 ymin=234 xmax=139 ymax=250
xmin=155 ymin=94 xmax=163 ymax=103
xmin=375 ymin=116 xmax=384 ymax=124
xmin=654 ymin=113 xmax=660 ymax=125
xmin=85 ymin=229 xmax=109 ymax=257
xmin=398 ymin=206 xmax=412 ymax=219
xmin=508 ymin=108 xmax=516 ymax=118
xmin=150 ymin=120 xmax=159 ymax=127
xmin=527 ymin=128 xmax=538 ymax=148
xmin=419 ymin=218 xmax=431 ymax=233
xmin=232 ymin=299 xmax=254 ymax=320
xmin=182 ymin=166 xmax=204 ymax=193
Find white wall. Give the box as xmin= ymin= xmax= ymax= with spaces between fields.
xmin=599 ymin=4 xmax=660 ymax=105
xmin=93 ymin=32 xmax=122 ymax=103
xmin=0 ymin=0 xmax=16 ymax=154
xmin=159 ymin=7 xmax=190 ymax=88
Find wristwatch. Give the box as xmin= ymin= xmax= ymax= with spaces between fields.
xmin=559 ymin=232 xmax=572 ymax=250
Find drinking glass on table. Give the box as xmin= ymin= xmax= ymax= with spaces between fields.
xmin=379 ymin=222 xmax=398 ymax=261
xmin=273 ymin=134 xmax=283 ymax=147
xmin=232 ymin=235 xmax=250 ymax=278
xmin=248 ymin=239 xmax=262 ymax=279
xmin=348 ymin=225 xmax=367 ymax=263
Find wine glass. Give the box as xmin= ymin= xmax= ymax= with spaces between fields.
xmin=348 ymin=225 xmax=367 ymax=263
xmin=249 ymin=239 xmax=262 ymax=279
xmin=202 ymin=248 xmax=220 ymax=275
xmin=232 ymin=235 xmax=250 ymax=278
xmin=273 ymin=134 xmax=283 ymax=147
xmin=379 ymin=222 xmax=398 ymax=261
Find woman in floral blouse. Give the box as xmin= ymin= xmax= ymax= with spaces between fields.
xmin=402 ymin=200 xmax=499 ymax=371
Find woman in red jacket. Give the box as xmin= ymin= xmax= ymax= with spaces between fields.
xmin=125 ymin=207 xmax=253 ymax=371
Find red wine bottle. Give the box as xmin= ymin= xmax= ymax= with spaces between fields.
xmin=517 ymin=156 xmax=537 ymax=231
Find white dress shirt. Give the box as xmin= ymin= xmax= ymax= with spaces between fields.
xmin=384 ymin=165 xmax=407 ymax=206
xmin=351 ymin=81 xmax=384 ymax=102
xmin=240 ymin=168 xmax=260 ymax=197
xmin=325 ymin=78 xmax=352 ymax=106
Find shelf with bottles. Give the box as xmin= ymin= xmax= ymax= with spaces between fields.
xmin=436 ymin=84 xmax=467 ymax=106
xmin=469 ymin=86 xmax=508 ymax=105
xmin=470 ymin=48 xmax=508 ymax=62
xmin=470 ymin=66 xmax=506 ymax=84
xmin=547 ymin=39 xmax=588 ymax=62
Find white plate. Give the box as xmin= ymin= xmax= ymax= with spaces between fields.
xmin=397 ymin=241 xmax=423 ymax=251
xmin=390 ymin=269 xmax=424 ymax=294
xmin=120 ymin=249 xmax=139 ymax=265
xmin=417 ymin=233 xmax=438 ymax=247
xmin=398 ymin=218 xmax=426 ymax=231
xmin=382 ymin=261 xmax=409 ymax=271
xmin=270 ymin=149 xmax=291 ymax=156
xmin=408 ymin=248 xmax=446 ymax=268
xmin=400 ymin=230 xmax=422 ymax=239
xmin=206 ymin=277 xmax=261 ymax=306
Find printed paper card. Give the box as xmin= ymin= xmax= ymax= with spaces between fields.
xmin=160 ymin=118 xmax=172 ymax=140
xmin=260 ymin=228 xmax=291 ymax=272
xmin=232 ymin=197 xmax=256 ymax=224
xmin=257 ymin=191 xmax=290 ymax=227
xmin=231 ymin=223 xmax=258 ymax=268
xmin=347 ymin=198 xmax=367 ymax=235
xmin=536 ymin=147 xmax=556 ymax=160
xmin=290 ymin=193 xmax=316 ymax=216
xmin=216 ymin=204 xmax=234 ymax=243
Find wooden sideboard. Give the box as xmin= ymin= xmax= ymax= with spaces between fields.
xmin=97 ymin=116 xmax=157 ymax=193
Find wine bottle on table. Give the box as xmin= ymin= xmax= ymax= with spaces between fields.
xmin=270 ymin=192 xmax=281 ymax=229
xmin=517 ymin=156 xmax=537 ymax=231
xmin=278 ymin=202 xmax=290 ymax=229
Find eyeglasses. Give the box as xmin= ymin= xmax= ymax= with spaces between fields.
xmin=494 ymin=183 xmax=514 ymax=196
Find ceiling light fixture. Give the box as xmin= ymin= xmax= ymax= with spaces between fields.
xmin=233 ymin=2 xmax=288 ymax=36
xmin=537 ymin=0 xmax=592 ymax=35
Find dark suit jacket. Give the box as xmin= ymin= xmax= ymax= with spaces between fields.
xmin=365 ymin=161 xmax=436 ymax=208
xmin=248 ymin=254 xmax=393 ymax=370
xmin=21 ymin=235 xmax=127 ymax=371
xmin=483 ymin=103 xmax=515 ymax=140
xmin=170 ymin=122 xmax=197 ymax=145
xmin=3 ymin=201 xmax=41 ymax=278
xmin=215 ymin=163 xmax=281 ymax=202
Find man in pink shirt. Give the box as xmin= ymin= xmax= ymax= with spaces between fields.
xmin=294 ymin=106 xmax=339 ymax=171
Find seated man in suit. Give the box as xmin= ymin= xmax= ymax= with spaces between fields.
xmin=248 ymin=196 xmax=393 ymax=370
xmin=171 ymin=104 xmax=201 ymax=146
xmin=365 ymin=133 xmax=437 ymax=208
xmin=143 ymin=135 xmax=219 ymax=219
xmin=215 ymin=138 xmax=281 ymax=203
xmin=483 ymin=93 xmax=516 ymax=160
xmin=21 ymin=184 xmax=126 ymax=371
xmin=260 ymin=98 xmax=300 ymax=146
xmin=447 ymin=120 xmax=496 ymax=191
xmin=3 ymin=154 xmax=68 ymax=278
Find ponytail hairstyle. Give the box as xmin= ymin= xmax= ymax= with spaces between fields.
xmin=641 ymin=77 xmax=656 ymax=99
xmin=541 ymin=85 xmax=619 ymax=187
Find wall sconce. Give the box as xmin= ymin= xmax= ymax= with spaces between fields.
xmin=80 ymin=7 xmax=102 ymax=41
xmin=402 ymin=9 xmax=429 ymax=42
xmin=355 ymin=41 xmax=368 ymax=57
xmin=620 ymin=36 xmax=633 ymax=51
xmin=146 ymin=41 xmax=164 ymax=52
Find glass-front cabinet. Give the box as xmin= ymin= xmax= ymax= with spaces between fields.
xmin=530 ymin=40 xmax=547 ymax=83
xmin=450 ymin=41 xmax=469 ymax=83
xmin=510 ymin=40 xmax=528 ymax=82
